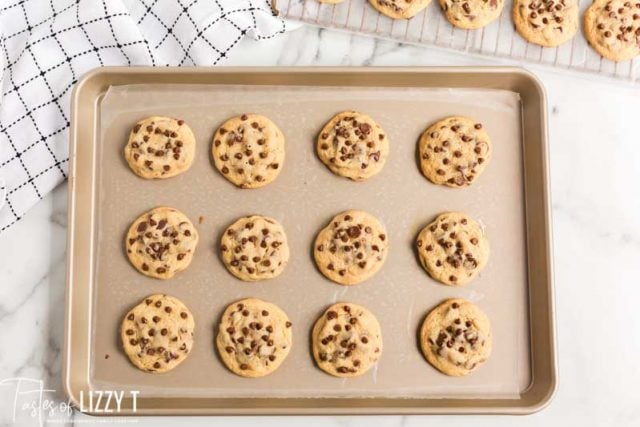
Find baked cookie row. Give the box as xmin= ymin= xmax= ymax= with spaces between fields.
xmin=322 ymin=0 xmax=640 ymax=60
xmin=125 ymin=207 xmax=489 ymax=287
xmin=121 ymin=295 xmax=492 ymax=378
xmin=124 ymin=113 xmax=493 ymax=188
xmin=123 ymin=114 xmax=285 ymax=188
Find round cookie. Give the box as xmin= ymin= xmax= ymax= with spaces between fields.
xmin=420 ymin=298 xmax=492 ymax=376
xmin=125 ymin=206 xmax=199 ymax=280
xmin=513 ymin=0 xmax=579 ymax=47
xmin=313 ymin=210 xmax=389 ymax=286
xmin=216 ymin=298 xmax=293 ymax=378
xmin=121 ymin=294 xmax=195 ymax=373
xmin=312 ymin=302 xmax=383 ymax=377
xmin=319 ymin=0 xmax=345 ymax=3
xmin=212 ymin=113 xmax=285 ymax=189
xmin=124 ymin=116 xmax=195 ymax=179
xmin=439 ymin=0 xmax=505 ymax=29
xmin=220 ymin=215 xmax=290 ymax=281
xmin=416 ymin=212 xmax=489 ymax=286
xmin=317 ymin=111 xmax=389 ymax=181
xmin=368 ymin=0 xmax=433 ymax=19
xmin=584 ymin=0 xmax=640 ymax=62
xmin=418 ymin=116 xmax=491 ymax=188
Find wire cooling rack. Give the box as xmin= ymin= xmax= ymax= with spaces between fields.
xmin=275 ymin=0 xmax=639 ymax=83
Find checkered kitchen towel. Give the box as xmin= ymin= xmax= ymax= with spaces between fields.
xmin=0 ymin=0 xmax=288 ymax=234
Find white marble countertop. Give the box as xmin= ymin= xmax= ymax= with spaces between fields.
xmin=1 ymin=26 xmax=639 ymax=426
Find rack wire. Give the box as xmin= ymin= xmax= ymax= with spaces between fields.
xmin=275 ymin=0 xmax=639 ymax=83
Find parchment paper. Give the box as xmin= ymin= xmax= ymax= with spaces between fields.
xmin=89 ymin=83 xmax=529 ymax=399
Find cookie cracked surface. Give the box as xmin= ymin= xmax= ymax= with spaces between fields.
xmin=220 ymin=215 xmax=290 ymax=281
xmin=312 ymin=302 xmax=383 ymax=377
xmin=513 ymin=0 xmax=579 ymax=47
xmin=121 ymin=294 xmax=195 ymax=373
xmin=416 ymin=212 xmax=489 ymax=286
xmin=419 ymin=116 xmax=491 ymax=187
xmin=212 ymin=113 xmax=285 ymax=188
xmin=317 ymin=111 xmax=389 ymax=181
xmin=420 ymin=298 xmax=492 ymax=376
xmin=124 ymin=116 xmax=195 ymax=179
xmin=368 ymin=0 xmax=433 ymax=19
xmin=125 ymin=206 xmax=199 ymax=280
xmin=314 ymin=210 xmax=389 ymax=286
xmin=439 ymin=0 xmax=505 ymax=29
xmin=584 ymin=0 xmax=640 ymax=61
xmin=216 ymin=298 xmax=293 ymax=378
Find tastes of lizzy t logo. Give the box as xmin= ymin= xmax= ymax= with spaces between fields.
xmin=0 ymin=377 xmax=139 ymax=424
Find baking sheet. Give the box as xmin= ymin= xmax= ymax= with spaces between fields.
xmin=89 ymin=83 xmax=529 ymax=399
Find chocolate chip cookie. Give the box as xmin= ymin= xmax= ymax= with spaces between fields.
xmin=220 ymin=215 xmax=290 ymax=281
xmin=513 ymin=0 xmax=579 ymax=47
xmin=121 ymin=294 xmax=195 ymax=373
xmin=212 ymin=113 xmax=285 ymax=189
xmin=317 ymin=111 xmax=389 ymax=181
xmin=216 ymin=298 xmax=293 ymax=378
xmin=314 ymin=210 xmax=389 ymax=286
xmin=125 ymin=206 xmax=199 ymax=280
xmin=584 ymin=0 xmax=640 ymax=61
xmin=418 ymin=116 xmax=491 ymax=188
xmin=312 ymin=302 xmax=383 ymax=378
xmin=439 ymin=0 xmax=505 ymax=29
xmin=124 ymin=116 xmax=195 ymax=179
xmin=420 ymin=299 xmax=492 ymax=376
xmin=368 ymin=0 xmax=433 ymax=19
xmin=416 ymin=212 xmax=489 ymax=286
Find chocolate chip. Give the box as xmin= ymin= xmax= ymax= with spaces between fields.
xmin=347 ymin=226 xmax=361 ymax=238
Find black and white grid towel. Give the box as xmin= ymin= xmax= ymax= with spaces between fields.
xmin=0 ymin=0 xmax=289 ymax=234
